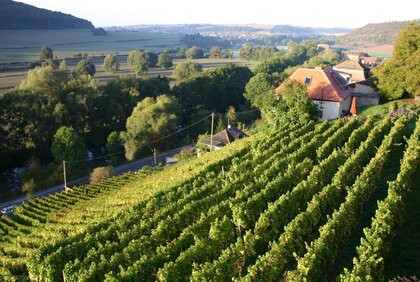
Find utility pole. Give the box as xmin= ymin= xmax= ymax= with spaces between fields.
xmin=153 ymin=147 xmax=157 ymax=166
xmin=210 ymin=112 xmax=215 ymax=151
xmin=63 ymin=160 xmax=68 ymax=191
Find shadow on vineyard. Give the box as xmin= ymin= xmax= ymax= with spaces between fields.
xmin=327 ymin=124 xmax=409 ymax=280
xmin=384 ymin=163 xmax=420 ymax=279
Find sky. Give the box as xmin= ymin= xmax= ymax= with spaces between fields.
xmin=17 ymin=0 xmax=419 ymax=28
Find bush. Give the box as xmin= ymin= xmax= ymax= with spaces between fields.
xmin=90 ymin=166 xmax=114 ymax=183
xmin=21 ymin=179 xmax=36 ymax=199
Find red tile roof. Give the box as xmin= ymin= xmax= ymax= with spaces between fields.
xmin=276 ymin=67 xmax=353 ymax=102
xmin=362 ymin=57 xmax=378 ymax=64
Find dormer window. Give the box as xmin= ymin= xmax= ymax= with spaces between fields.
xmin=305 ymin=76 xmax=312 ymax=86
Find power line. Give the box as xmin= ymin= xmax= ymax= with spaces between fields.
xmin=66 ymin=108 xmax=260 ymax=164
xmin=66 ymin=114 xmax=212 ymax=164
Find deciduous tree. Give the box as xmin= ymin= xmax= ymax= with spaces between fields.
xmin=173 ymin=61 xmax=203 ymax=81
xmin=121 ymin=95 xmax=181 ymax=160
xmin=260 ymin=80 xmax=321 ymax=127
xmin=373 ymin=22 xmax=420 ymax=100
xmin=103 ymin=54 xmax=120 ymax=73
xmin=51 ymin=126 xmax=87 ymax=162
xmin=209 ymin=46 xmax=221 ymax=58
xmin=76 ymin=59 xmax=96 ymax=76
xmin=157 ymin=53 xmax=173 ymax=69
xmin=40 ymin=46 xmax=53 ymax=61
xmin=186 ymin=46 xmax=204 ymax=59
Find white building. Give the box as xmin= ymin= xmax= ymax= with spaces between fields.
xmin=276 ymin=67 xmax=354 ymax=120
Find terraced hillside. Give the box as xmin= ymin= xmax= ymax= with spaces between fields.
xmin=0 ymin=115 xmax=419 ymax=281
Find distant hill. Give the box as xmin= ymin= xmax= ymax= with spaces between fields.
xmin=0 ymin=0 xmax=94 ymax=29
xmin=271 ymin=25 xmax=351 ymax=35
xmin=109 ymin=24 xmax=351 ymax=36
xmin=337 ymin=20 xmax=419 ymax=45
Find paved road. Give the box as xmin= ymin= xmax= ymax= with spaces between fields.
xmin=0 ymin=145 xmax=192 ymax=210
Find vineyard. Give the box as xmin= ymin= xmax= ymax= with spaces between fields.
xmin=0 ymin=115 xmax=419 ymax=282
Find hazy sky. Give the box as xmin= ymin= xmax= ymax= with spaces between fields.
xmin=17 ymin=0 xmax=419 ymax=28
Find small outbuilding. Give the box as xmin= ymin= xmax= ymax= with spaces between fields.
xmin=198 ymin=125 xmax=248 ymax=150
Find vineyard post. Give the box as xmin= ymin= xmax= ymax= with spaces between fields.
xmin=63 ymin=160 xmax=68 ymax=191
xmin=210 ymin=112 xmax=214 ymax=151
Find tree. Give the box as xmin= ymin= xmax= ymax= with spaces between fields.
xmin=254 ymin=57 xmax=287 ymax=75
xmin=106 ymin=131 xmax=124 ymax=164
xmin=239 ymin=45 xmax=255 ymax=60
xmin=51 ymin=126 xmax=87 ymax=162
xmin=223 ymin=49 xmax=234 ymax=59
xmin=76 ymin=59 xmax=96 ymax=76
xmin=173 ymin=61 xmax=203 ymax=81
xmin=22 ymin=178 xmax=36 ymax=199
xmin=305 ymin=49 xmax=341 ymax=68
xmin=173 ymin=64 xmax=253 ymax=117
xmin=226 ymin=106 xmax=237 ymax=125
xmin=91 ymin=27 xmax=107 ymax=36
xmin=59 ymin=59 xmax=68 ymax=70
xmin=121 ymin=95 xmax=181 ymax=160
xmin=186 ymin=46 xmax=204 ymax=59
xmin=157 ymin=53 xmax=173 ymax=69
xmin=103 ymin=54 xmax=120 ymax=73
xmin=145 ymin=51 xmax=158 ymax=67
xmin=244 ymin=73 xmax=275 ymax=106
xmin=373 ymin=22 xmax=420 ymax=100
xmin=40 ymin=46 xmax=53 ymax=61
xmin=260 ymin=80 xmax=321 ymax=127
xmin=127 ymin=50 xmax=149 ymax=76
xmin=215 ymin=116 xmax=225 ymax=132
xmin=209 ymin=46 xmax=221 ymax=58
xmin=177 ymin=48 xmax=187 ymax=59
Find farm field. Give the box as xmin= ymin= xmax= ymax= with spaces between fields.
xmin=0 ymin=58 xmax=255 ymax=95
xmin=0 ymin=29 xmax=183 ymax=63
xmin=332 ymin=44 xmax=394 ymax=58
xmin=0 ymin=114 xmax=419 ymax=281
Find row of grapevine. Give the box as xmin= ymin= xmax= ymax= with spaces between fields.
xmin=58 ymin=123 xmax=331 ymax=281
xmin=191 ymin=118 xmax=371 ymax=281
xmin=108 ymin=123 xmax=337 ymax=281
xmin=287 ymin=116 xmax=411 ymax=281
xmin=242 ymin=116 xmax=391 ymax=280
xmin=0 ymin=131 xmax=257 ymax=280
xmin=341 ymin=116 xmax=420 ymax=281
xmin=25 ymin=122 xmax=324 ymax=281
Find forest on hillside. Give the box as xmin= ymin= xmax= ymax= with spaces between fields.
xmin=0 ymin=0 xmax=94 ymax=29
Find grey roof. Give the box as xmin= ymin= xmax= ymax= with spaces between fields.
xmin=199 ymin=126 xmax=248 ymax=147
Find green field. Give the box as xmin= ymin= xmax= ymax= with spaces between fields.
xmin=0 ymin=58 xmax=255 ymax=94
xmin=0 ymin=29 xmax=183 ymax=63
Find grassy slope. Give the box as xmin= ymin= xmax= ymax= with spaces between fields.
xmin=336 ymin=21 xmax=418 ymax=46
xmin=358 ymin=99 xmax=420 ymax=119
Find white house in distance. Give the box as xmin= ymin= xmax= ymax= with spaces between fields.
xmin=276 ymin=67 xmax=354 ymax=120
